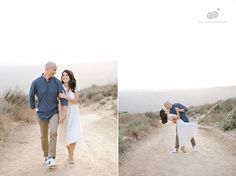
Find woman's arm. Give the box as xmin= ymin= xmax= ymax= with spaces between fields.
xmin=58 ymin=97 xmax=63 ymax=123
xmin=174 ymin=108 xmax=181 ymax=120
xmin=59 ymin=88 xmax=79 ymax=105
xmin=69 ymin=90 xmax=79 ymax=104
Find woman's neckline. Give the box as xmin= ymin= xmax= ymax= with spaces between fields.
xmin=63 ymin=84 xmax=70 ymax=93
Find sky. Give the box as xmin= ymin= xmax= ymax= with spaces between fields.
xmin=0 ymin=0 xmax=235 ymax=91
xmin=0 ymin=62 xmax=117 ymax=93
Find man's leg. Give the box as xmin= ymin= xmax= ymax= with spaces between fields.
xmin=191 ymin=137 xmax=196 ymax=147
xmin=37 ymin=116 xmax=49 ymax=157
xmin=48 ymin=114 xmax=59 ymax=159
xmin=191 ymin=137 xmax=197 ymax=152
xmin=175 ymin=126 xmax=179 ymax=149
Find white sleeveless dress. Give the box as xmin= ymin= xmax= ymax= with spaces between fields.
xmin=59 ymin=85 xmax=83 ymax=146
xmin=168 ymin=114 xmax=198 ymax=146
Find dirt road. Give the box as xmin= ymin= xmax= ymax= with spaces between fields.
xmin=120 ymin=122 xmax=236 ymax=176
xmin=0 ymin=107 xmax=118 ymax=176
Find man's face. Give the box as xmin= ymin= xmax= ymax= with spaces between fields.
xmin=164 ymin=102 xmax=172 ymax=110
xmin=47 ymin=65 xmax=57 ymax=77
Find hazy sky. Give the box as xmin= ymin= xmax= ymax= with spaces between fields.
xmin=0 ymin=0 xmax=235 ymax=91
xmin=0 ymin=62 xmax=117 ymax=93
xmin=118 ymin=0 xmax=236 ymax=90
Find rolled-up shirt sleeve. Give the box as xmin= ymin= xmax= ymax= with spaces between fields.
xmin=29 ymin=80 xmax=36 ymax=109
xmin=175 ymin=103 xmax=188 ymax=111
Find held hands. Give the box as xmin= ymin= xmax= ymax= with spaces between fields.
xmin=59 ymin=115 xmax=66 ymax=123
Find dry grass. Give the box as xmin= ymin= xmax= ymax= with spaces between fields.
xmin=119 ymin=111 xmax=160 ymax=154
xmin=79 ymin=84 xmax=118 ymax=116
xmin=0 ymin=88 xmax=34 ymax=122
xmin=0 ymin=88 xmax=34 ymax=144
xmin=79 ymin=84 xmax=117 ymax=106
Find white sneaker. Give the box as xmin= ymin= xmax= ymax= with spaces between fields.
xmin=44 ymin=157 xmax=50 ymax=165
xmin=172 ymin=148 xmax=178 ymax=153
xmin=47 ymin=158 xmax=57 ymax=168
xmin=193 ymin=146 xmax=197 ymax=152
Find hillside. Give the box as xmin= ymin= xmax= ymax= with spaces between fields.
xmin=119 ymin=86 xmax=236 ymax=113
xmin=188 ymin=97 xmax=236 ymax=131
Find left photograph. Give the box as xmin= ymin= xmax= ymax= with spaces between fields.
xmin=0 ymin=61 xmax=118 ymax=176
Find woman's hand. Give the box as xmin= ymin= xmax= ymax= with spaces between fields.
xmin=59 ymin=115 xmax=66 ymax=123
xmin=59 ymin=92 xmax=68 ymax=99
xmin=172 ymin=119 xmax=177 ymax=124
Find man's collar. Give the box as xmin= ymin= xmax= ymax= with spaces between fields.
xmin=41 ymin=73 xmax=54 ymax=81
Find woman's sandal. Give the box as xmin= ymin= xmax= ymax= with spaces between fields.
xmin=68 ymin=157 xmax=75 ymax=164
xmin=68 ymin=159 xmax=75 ymax=164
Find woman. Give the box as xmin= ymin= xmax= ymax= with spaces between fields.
xmin=58 ymin=70 xmax=82 ymax=164
xmin=160 ymin=108 xmax=211 ymax=153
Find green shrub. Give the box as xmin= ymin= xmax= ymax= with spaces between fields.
xmin=222 ymin=108 xmax=236 ymax=131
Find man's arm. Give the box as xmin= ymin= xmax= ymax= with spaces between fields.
xmin=29 ymin=80 xmax=37 ymax=113
xmin=174 ymin=103 xmax=188 ymax=112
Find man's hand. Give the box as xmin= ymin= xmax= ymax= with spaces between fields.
xmin=33 ymin=108 xmax=38 ymax=115
xmin=175 ymin=107 xmax=180 ymax=112
xmin=175 ymin=107 xmax=185 ymax=112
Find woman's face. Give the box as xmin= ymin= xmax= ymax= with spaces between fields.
xmin=61 ymin=72 xmax=70 ymax=83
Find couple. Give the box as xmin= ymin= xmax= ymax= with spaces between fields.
xmin=29 ymin=61 xmax=82 ymax=168
xmin=160 ymin=101 xmax=211 ymax=153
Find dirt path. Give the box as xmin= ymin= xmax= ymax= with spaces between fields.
xmin=120 ymin=122 xmax=236 ymax=176
xmin=0 ymin=107 xmax=118 ymax=176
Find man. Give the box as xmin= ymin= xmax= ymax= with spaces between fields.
xmin=29 ymin=61 xmax=68 ymax=167
xmin=164 ymin=101 xmax=197 ymax=153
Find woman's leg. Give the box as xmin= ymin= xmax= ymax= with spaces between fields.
xmin=180 ymin=146 xmax=187 ymax=153
xmin=70 ymin=142 xmax=76 ymax=155
xmin=68 ymin=142 xmax=76 ymax=163
xmin=67 ymin=145 xmax=71 ymax=160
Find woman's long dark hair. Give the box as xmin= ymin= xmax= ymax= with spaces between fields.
xmin=61 ymin=70 xmax=77 ymax=93
xmin=160 ymin=109 xmax=168 ymax=124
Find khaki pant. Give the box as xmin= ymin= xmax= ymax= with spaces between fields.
xmin=175 ymin=126 xmax=196 ymax=149
xmin=37 ymin=114 xmax=59 ymax=158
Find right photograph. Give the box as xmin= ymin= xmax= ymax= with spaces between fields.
xmin=118 ymin=61 xmax=236 ymax=176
